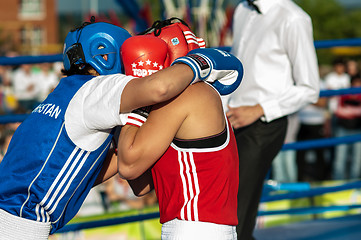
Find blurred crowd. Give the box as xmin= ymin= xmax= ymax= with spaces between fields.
xmin=272 ymin=58 xmax=361 ymax=183
xmin=0 ymin=62 xmax=62 ymax=115
xmin=0 ymin=61 xmax=63 ymax=163
xmin=80 ymin=175 xmax=158 ymax=217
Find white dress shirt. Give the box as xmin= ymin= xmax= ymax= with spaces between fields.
xmin=226 ymin=0 xmax=320 ymax=122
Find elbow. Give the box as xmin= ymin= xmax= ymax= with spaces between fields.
xmin=117 ymin=162 xmax=141 ymax=180
xmin=117 ymin=145 xmax=142 ymax=180
xmin=149 ymin=78 xmax=173 ymax=103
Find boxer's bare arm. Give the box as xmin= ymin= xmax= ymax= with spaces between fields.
xmin=119 ymin=57 xmax=193 ymax=113
xmin=117 ymin=83 xmax=224 ymax=180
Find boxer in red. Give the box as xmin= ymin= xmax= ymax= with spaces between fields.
xmin=98 ymin=18 xmax=243 ymax=240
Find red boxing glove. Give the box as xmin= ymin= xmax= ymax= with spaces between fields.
xmin=143 ymin=18 xmax=206 ymax=68
xmin=121 ymin=35 xmax=169 ymax=78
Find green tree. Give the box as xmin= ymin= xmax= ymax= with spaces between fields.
xmin=343 ymin=9 xmax=361 ymax=38
xmin=296 ymin=0 xmax=347 ymax=40
xmin=295 ymin=0 xmax=361 ymax=64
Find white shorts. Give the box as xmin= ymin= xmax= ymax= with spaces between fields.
xmin=161 ymin=218 xmax=237 ymax=240
xmin=0 ymin=209 xmax=51 ymax=240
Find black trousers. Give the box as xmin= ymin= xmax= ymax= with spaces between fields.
xmin=234 ymin=117 xmax=287 ymax=240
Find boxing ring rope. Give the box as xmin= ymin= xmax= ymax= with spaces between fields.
xmin=0 ymin=54 xmax=62 ymax=66
xmin=217 ymin=38 xmax=361 ymax=52
xmin=0 ymin=114 xmax=29 ymax=124
xmin=57 ymin=212 xmax=160 ymax=234
xmin=1 ymin=38 xmax=361 ymax=233
xmin=262 ymin=180 xmax=361 ymax=202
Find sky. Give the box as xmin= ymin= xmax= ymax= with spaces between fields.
xmin=338 ymin=0 xmax=361 ymax=8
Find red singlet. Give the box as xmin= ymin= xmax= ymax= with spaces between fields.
xmin=152 ymin=119 xmax=239 ymax=226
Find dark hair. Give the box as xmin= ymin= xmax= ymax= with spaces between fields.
xmin=138 ymin=17 xmax=190 ymax=36
xmin=351 ymin=74 xmax=361 ymax=85
xmin=332 ymin=57 xmax=346 ymax=66
xmin=61 ymin=64 xmax=95 ymax=76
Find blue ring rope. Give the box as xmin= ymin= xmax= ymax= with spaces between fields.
xmin=0 ymin=54 xmax=62 ymax=66
xmin=258 ymin=204 xmax=361 ymax=216
xmin=314 ymin=38 xmax=361 ymax=49
xmin=261 ymin=180 xmax=361 ymax=202
xmin=0 ymin=114 xmax=29 ymax=124
xmin=56 ymin=212 xmax=160 ymax=233
xmin=319 ymin=87 xmax=361 ymax=97
xmin=282 ymin=134 xmax=361 ymax=151
xmin=263 ymin=181 xmax=311 ymax=192
xmin=217 ymin=38 xmax=361 ymax=53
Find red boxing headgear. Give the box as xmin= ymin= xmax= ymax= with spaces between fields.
xmin=140 ymin=18 xmax=206 ymax=68
xmin=121 ymin=35 xmax=169 ymax=78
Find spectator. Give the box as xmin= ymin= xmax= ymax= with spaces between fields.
xmin=272 ymin=113 xmax=299 ymax=183
xmin=346 ymin=59 xmax=360 ymax=78
xmin=37 ymin=63 xmax=60 ymax=102
xmin=224 ymin=0 xmax=320 ymax=238
xmin=325 ymin=58 xmax=350 ymax=115
xmin=104 ymin=175 xmax=157 ymax=211
xmin=296 ymin=79 xmax=329 ymax=181
xmin=0 ymin=65 xmax=18 ymax=114
xmin=12 ymin=64 xmax=40 ymax=112
xmin=333 ymin=74 xmax=361 ymax=180
xmin=324 ymin=58 xmax=351 ymax=168
xmin=53 ymin=62 xmax=64 ymax=79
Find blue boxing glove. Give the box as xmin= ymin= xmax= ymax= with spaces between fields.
xmin=171 ymin=48 xmax=244 ymax=95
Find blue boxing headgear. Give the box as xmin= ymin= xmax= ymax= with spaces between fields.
xmin=63 ymin=19 xmax=131 ymax=75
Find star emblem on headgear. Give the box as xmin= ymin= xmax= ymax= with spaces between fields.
xmin=131 ymin=59 xmax=164 ymax=77
xmin=132 ymin=60 xmax=163 ymax=70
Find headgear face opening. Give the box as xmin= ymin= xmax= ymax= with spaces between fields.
xmin=63 ymin=21 xmax=131 ymax=75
